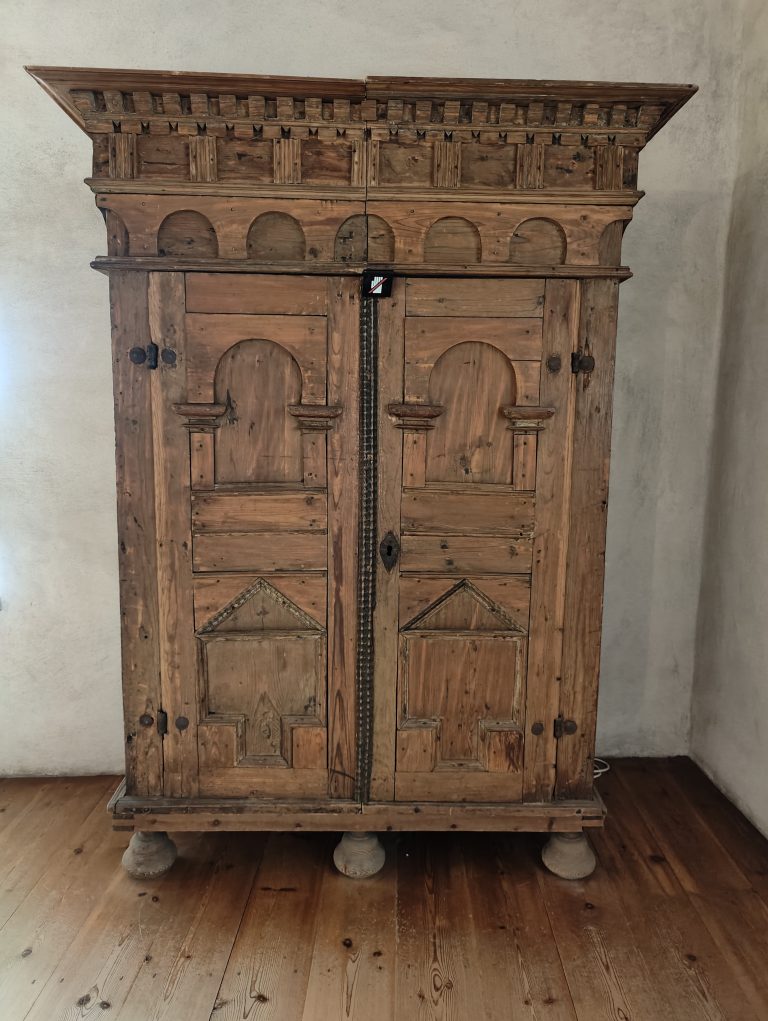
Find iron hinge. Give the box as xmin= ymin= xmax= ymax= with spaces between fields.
xmin=571 ymin=349 xmax=595 ymax=374
xmin=156 ymin=709 xmax=169 ymax=737
xmin=128 ymin=343 xmax=176 ymax=370
xmin=554 ymin=716 xmax=578 ymax=739
xmin=129 ymin=342 xmax=159 ymax=369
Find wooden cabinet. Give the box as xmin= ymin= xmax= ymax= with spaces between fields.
xmin=30 ymin=66 xmax=694 ymax=879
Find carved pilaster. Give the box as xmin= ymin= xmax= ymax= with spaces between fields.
xmin=595 ymin=144 xmax=625 ymax=190
xmin=433 ymin=140 xmax=462 ymax=188
xmin=515 ymin=142 xmax=545 ymax=189
xmin=366 ymin=140 xmax=380 ymax=187
xmin=288 ymin=404 xmax=342 ymax=486
xmin=273 ymin=137 xmax=302 ymax=184
xmin=351 ymin=139 xmax=366 ymax=187
xmin=108 ymin=132 xmax=136 ymax=179
xmin=189 ymin=136 xmax=218 ymax=183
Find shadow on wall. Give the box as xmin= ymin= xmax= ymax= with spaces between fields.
xmin=598 ymin=184 xmax=724 ymax=757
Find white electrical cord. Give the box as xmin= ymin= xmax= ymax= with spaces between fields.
xmin=593 ymin=757 xmax=611 ymax=779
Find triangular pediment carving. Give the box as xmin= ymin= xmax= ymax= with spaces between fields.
xmin=403 ymin=579 xmax=526 ymax=635
xmin=198 ymin=577 xmax=323 ymax=634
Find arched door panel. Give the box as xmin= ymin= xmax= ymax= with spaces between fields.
xmin=155 ymin=274 xmax=359 ymax=800
xmin=373 ymin=276 xmax=578 ymax=805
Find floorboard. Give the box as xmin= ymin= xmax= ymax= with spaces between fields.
xmin=0 ymin=760 xmax=765 ymax=1020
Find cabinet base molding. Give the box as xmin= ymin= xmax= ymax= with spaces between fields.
xmin=109 ymin=780 xmax=605 ymax=835
xmin=121 ymin=830 xmax=178 ymax=880
xmin=333 ymin=832 xmax=387 ymax=878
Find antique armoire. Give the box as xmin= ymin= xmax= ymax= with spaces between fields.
xmin=30 ymin=67 xmax=694 ymax=880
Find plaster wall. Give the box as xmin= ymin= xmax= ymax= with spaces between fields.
xmin=0 ymin=0 xmax=741 ymax=774
xmin=690 ymin=0 xmax=768 ymax=837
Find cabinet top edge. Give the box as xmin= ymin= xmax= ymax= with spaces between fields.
xmin=26 ymin=65 xmax=697 ymax=141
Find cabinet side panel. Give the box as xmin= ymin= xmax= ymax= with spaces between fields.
xmin=110 ymin=272 xmax=163 ymax=796
xmin=556 ymin=277 xmax=619 ymax=798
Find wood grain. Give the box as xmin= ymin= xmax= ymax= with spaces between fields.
xmin=404 ymin=317 xmax=542 ymax=393
xmin=509 ymin=217 xmax=567 ymax=265
xmin=301 ymin=854 xmax=397 ymax=1020
xmin=148 ymin=273 xmax=199 ymax=798
xmin=186 ymin=273 xmax=327 ymax=314
xmin=5 ymin=763 xmax=765 ymax=1021
xmin=594 ymin=765 xmax=760 ymax=1021
xmin=213 ymin=338 xmax=304 ymax=484
xmin=193 ymin=574 xmax=327 ymax=629
xmin=157 ymin=210 xmax=218 ymax=257
xmin=401 ymin=489 xmax=534 ymax=536
xmin=212 ymin=833 xmax=329 ymax=1020
xmin=192 ymin=491 xmax=327 ymax=532
xmin=556 ymin=278 xmax=620 ymax=798
xmin=398 ymin=574 xmax=531 ymax=630
xmin=0 ymin=777 xmax=115 ymax=929
xmin=395 ymin=835 xmax=487 ymax=1018
xmin=0 ymin=783 xmax=123 ymax=1021
xmin=425 ymin=341 xmax=518 ymax=485
xmin=193 ymin=531 xmax=327 ymax=573
xmin=326 ymin=278 xmax=359 ymax=799
xmin=423 ymin=216 xmax=481 ymax=263
xmin=370 ymin=282 xmax=406 ymax=801
xmin=400 ymin=534 xmax=533 ymax=575
xmin=185 ymin=313 xmax=326 ymax=403
xmin=405 ymin=277 xmax=545 ymax=317
xmin=109 ymin=273 xmax=163 ymax=796
xmin=523 ymin=279 xmax=579 ymax=801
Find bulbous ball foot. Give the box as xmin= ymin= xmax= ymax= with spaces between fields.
xmin=541 ymin=832 xmax=597 ymax=880
xmin=122 ymin=831 xmax=178 ymax=880
xmin=333 ymin=831 xmax=386 ymax=879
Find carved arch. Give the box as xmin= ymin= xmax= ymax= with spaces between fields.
xmin=157 ymin=210 xmax=218 ymax=258
xmin=424 ymin=216 xmax=482 ymax=264
xmin=333 ymin=214 xmax=395 ymax=263
xmin=598 ymin=218 xmax=630 ymax=265
xmin=508 ymin=218 xmax=566 ymax=265
xmin=247 ymin=212 xmax=306 ymax=261
xmin=426 ymin=341 xmax=516 ymax=484
xmin=102 ymin=209 xmax=129 ymax=256
xmin=213 ymin=339 xmax=303 ymax=484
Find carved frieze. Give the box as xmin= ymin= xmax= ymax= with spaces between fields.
xmin=27 ymin=67 xmax=696 ymax=271
xmin=28 ymin=67 xmax=695 ymax=195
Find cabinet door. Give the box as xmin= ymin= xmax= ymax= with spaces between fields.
xmin=143 ymin=273 xmax=359 ymax=799
xmin=372 ymin=278 xmax=578 ymax=803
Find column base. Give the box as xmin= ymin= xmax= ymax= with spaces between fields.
xmin=122 ymin=831 xmax=178 ymax=880
xmin=333 ymin=831 xmax=386 ymax=879
xmin=541 ymin=832 xmax=597 ymax=880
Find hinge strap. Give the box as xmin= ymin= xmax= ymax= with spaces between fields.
xmin=554 ymin=715 xmax=578 ymax=739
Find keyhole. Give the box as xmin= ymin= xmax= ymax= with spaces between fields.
xmin=380 ymin=531 xmax=399 ymax=572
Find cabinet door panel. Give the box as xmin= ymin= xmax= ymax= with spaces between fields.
xmin=148 ymin=273 xmax=357 ymax=799
xmin=372 ymin=277 xmax=577 ymax=804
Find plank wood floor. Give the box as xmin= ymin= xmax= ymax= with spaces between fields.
xmin=1 ymin=759 xmax=767 ymax=1020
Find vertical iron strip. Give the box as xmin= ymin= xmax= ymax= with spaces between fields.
xmin=355 ymin=295 xmax=378 ymax=804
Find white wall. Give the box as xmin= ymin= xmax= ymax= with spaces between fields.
xmin=691 ymin=0 xmax=768 ymax=836
xmin=0 ymin=0 xmax=743 ymax=774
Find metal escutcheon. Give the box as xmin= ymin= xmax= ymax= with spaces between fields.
xmin=379 ymin=531 xmax=400 ymax=572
